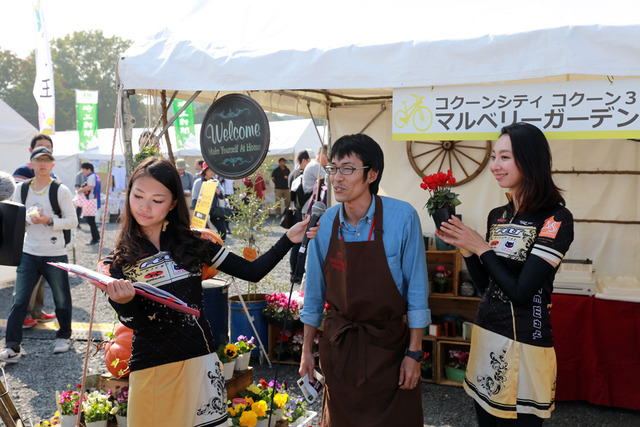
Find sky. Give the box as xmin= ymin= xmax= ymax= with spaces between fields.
xmin=1 ymin=0 xmax=199 ymax=58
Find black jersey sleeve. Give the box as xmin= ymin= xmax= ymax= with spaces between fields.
xmin=210 ymin=233 xmax=295 ymax=282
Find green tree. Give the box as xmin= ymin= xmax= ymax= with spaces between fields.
xmin=1 ymin=31 xmax=147 ymax=132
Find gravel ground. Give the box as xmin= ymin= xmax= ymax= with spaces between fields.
xmin=1 ymin=218 xmax=639 ymax=426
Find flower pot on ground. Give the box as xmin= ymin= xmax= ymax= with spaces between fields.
xmin=116 ymin=414 xmax=128 ymax=427
xmin=58 ymin=414 xmax=76 ymax=427
xmin=234 ymin=335 xmax=256 ymax=371
xmin=82 ymin=390 xmax=113 ymax=425
xmin=85 ymin=421 xmax=108 ymax=427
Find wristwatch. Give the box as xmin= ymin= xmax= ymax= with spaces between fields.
xmin=47 ymin=218 xmax=54 ymax=226
xmin=405 ymin=348 xmax=425 ymax=362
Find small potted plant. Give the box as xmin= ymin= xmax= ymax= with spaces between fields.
xmin=420 ymin=169 xmax=461 ymax=229
xmin=217 ymin=343 xmax=239 ymax=381
xmin=263 ymin=291 xmax=303 ymax=332
xmin=290 ymin=331 xmax=304 ymax=362
xmin=445 ymin=349 xmax=470 ymax=382
xmin=235 ymin=335 xmax=256 ymax=371
xmin=112 ymin=386 xmax=129 ymax=427
xmin=432 ymin=265 xmax=452 ymax=294
xmin=420 ymin=352 xmax=433 ymax=380
xmin=82 ymin=389 xmax=114 ymax=427
xmin=57 ymin=384 xmax=83 ymax=427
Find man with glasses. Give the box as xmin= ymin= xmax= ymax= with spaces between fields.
xmin=1 ymin=147 xmax=77 ymax=363
xmin=299 ymin=134 xmax=430 ymax=426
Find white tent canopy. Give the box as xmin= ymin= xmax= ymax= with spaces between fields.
xmin=0 ymin=99 xmax=39 ymax=176
xmin=117 ymin=0 xmax=640 ymax=118
xmin=115 ymin=0 xmax=640 ymax=278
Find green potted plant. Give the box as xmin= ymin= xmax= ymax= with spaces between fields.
xmin=57 ymin=384 xmax=83 ymax=426
xmin=112 ymin=386 xmax=129 ymax=427
xmin=225 ymin=162 xmax=283 ymax=354
xmin=420 ymin=169 xmax=461 ymax=229
xmin=82 ymin=389 xmax=114 ymax=427
xmin=234 ymin=335 xmax=256 ymax=371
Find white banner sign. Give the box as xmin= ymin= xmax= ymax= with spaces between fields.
xmin=32 ymin=0 xmax=55 ymax=135
xmin=393 ymin=79 xmax=640 ymax=141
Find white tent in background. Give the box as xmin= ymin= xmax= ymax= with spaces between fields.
xmin=0 ymin=99 xmax=39 ymax=177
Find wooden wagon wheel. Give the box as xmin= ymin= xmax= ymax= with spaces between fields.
xmin=406 ymin=140 xmax=492 ymax=186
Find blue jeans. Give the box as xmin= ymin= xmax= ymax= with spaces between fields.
xmin=5 ymin=253 xmax=72 ymax=351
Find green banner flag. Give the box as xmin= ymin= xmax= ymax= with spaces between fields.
xmin=76 ymin=90 xmax=99 ymax=151
xmin=172 ymin=100 xmax=196 ymax=149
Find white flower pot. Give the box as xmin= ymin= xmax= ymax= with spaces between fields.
xmin=269 ymin=408 xmax=284 ymax=427
xmin=256 ymin=419 xmax=269 ymax=427
xmin=234 ymin=352 xmax=251 ymax=371
xmin=85 ymin=420 xmax=108 ymax=427
xmin=116 ymin=414 xmax=128 ymax=427
xmin=59 ymin=414 xmax=77 ymax=427
xmin=223 ymin=360 xmax=236 ymax=380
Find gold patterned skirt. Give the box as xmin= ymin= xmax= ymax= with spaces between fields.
xmin=128 ymin=352 xmax=228 ymax=426
xmin=463 ymin=325 xmax=557 ymax=419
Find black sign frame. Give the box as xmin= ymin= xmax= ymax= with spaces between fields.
xmin=199 ymin=94 xmax=270 ymax=179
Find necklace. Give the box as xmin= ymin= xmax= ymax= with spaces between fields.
xmin=31 ymin=178 xmax=52 ymax=196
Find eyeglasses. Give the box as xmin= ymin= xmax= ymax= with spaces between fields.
xmin=324 ymin=165 xmax=370 ymax=176
xmin=32 ymin=157 xmax=53 ymax=163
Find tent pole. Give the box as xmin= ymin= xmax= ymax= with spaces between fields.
xmin=120 ymin=90 xmax=135 ymax=177
xmin=161 ymin=90 xmax=176 ymax=164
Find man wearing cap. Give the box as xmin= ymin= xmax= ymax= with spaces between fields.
xmin=1 ymin=147 xmax=77 ymax=363
xmin=12 ymin=134 xmax=58 ymax=329
xmin=176 ymin=158 xmax=194 ymax=210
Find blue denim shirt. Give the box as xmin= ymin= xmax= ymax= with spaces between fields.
xmin=300 ymin=195 xmax=431 ymax=329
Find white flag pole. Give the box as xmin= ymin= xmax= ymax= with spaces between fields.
xmin=32 ymin=0 xmax=55 ymax=135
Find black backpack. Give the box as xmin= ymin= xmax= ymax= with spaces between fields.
xmin=21 ymin=179 xmax=71 ymax=246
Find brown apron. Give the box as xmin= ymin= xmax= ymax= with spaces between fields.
xmin=319 ymin=195 xmax=422 ymax=427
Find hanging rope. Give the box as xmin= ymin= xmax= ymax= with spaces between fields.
xmin=75 ymin=88 xmax=122 ymax=427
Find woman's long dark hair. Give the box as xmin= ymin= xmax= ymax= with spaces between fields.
xmin=501 ymin=122 xmax=565 ymax=214
xmin=112 ymin=157 xmax=209 ymax=272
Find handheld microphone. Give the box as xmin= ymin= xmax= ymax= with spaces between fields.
xmin=298 ymin=201 xmax=326 ymax=255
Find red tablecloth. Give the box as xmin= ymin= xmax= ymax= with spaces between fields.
xmin=551 ymin=294 xmax=640 ymax=410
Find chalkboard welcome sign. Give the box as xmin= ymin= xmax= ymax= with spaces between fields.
xmin=200 ymin=94 xmax=270 ymax=179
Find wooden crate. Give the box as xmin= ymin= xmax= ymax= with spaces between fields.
xmin=435 ymin=339 xmax=470 ymax=387
xmin=226 ymin=367 xmax=254 ymax=399
xmin=426 ymin=250 xmax=462 ymax=296
xmin=268 ymin=324 xmax=304 ymax=365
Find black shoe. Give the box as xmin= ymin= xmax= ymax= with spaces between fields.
xmin=86 ymin=239 xmax=100 ymax=245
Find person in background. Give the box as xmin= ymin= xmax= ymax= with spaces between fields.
xmin=77 ymin=162 xmax=101 ymax=245
xmin=271 ymin=157 xmax=290 ymax=216
xmin=74 ymin=170 xmax=87 ymax=229
xmin=0 ymin=147 xmax=77 ymax=363
xmin=99 ymin=157 xmax=316 ymax=425
xmin=191 ymin=162 xmax=213 ymax=211
xmin=299 ymin=134 xmax=429 ymax=426
xmin=12 ymin=133 xmax=58 ymax=328
xmin=215 ymin=173 xmax=235 ymax=235
xmin=194 ymin=159 xmax=205 ymax=176
xmin=176 ymin=158 xmax=194 ymax=211
xmin=288 ymin=149 xmax=310 ymax=284
xmin=138 ymin=131 xmax=160 ymax=152
xmin=436 ymin=122 xmax=574 ymax=426
xmin=301 ymin=146 xmax=328 ymax=214
xmin=243 ymin=171 xmax=266 ymax=200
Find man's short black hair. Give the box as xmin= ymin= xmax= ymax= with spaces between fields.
xmin=330 ymin=134 xmax=384 ymax=195
xmin=30 ymin=134 xmax=53 ymax=149
xmin=278 ymin=157 xmax=286 ymax=163
xmin=81 ymin=162 xmax=94 ymax=172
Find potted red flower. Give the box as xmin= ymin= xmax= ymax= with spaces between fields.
xmin=420 ymin=169 xmax=461 ymax=229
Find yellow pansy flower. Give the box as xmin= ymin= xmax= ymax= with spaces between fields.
xmin=239 ymin=410 xmax=258 ymax=427
xmin=252 ymin=400 xmax=268 ymax=418
xmin=274 ymin=392 xmax=288 ymax=409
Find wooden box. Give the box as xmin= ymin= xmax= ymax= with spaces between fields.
xmin=226 ymin=367 xmax=254 ymax=400
xmin=426 ymin=250 xmax=462 ymax=296
xmin=435 ymin=338 xmax=470 ymax=387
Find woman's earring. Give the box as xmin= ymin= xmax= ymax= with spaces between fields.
xmin=162 ymin=220 xmax=169 ymax=232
